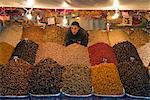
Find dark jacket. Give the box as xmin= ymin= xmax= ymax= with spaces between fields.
xmin=64 ymin=27 xmax=89 ymax=47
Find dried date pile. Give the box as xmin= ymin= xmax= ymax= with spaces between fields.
xmin=117 ymin=61 xmax=149 ymax=97
xmin=62 ymin=64 xmax=92 ymax=95
xmin=88 ymin=43 xmax=117 ymax=66
xmin=91 ymin=63 xmax=124 ymax=95
xmin=1 ymin=58 xmax=32 ymax=96
xmin=113 ymin=41 xmax=143 ymax=64
xmin=29 ymin=58 xmax=63 ymax=95
xmin=0 ymin=64 xmax=5 ymax=95
xmin=10 ymin=40 xmax=38 ymax=65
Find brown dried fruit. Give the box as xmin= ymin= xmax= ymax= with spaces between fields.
xmin=1 ymin=58 xmax=32 ymax=96
xmin=113 ymin=41 xmax=143 ymax=64
xmin=29 ymin=58 xmax=63 ymax=95
xmin=10 ymin=40 xmax=38 ymax=65
xmin=117 ymin=61 xmax=149 ymax=97
xmin=62 ymin=64 xmax=92 ymax=95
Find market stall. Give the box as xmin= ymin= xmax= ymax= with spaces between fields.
xmin=0 ymin=0 xmax=150 ymax=100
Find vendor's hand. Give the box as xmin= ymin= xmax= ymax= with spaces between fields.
xmin=77 ymin=41 xmax=81 ymax=44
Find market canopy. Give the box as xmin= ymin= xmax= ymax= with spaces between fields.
xmin=0 ymin=0 xmax=150 ymax=10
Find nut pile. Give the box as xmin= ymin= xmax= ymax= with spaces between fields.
xmin=88 ymin=30 xmax=110 ymax=47
xmin=29 ymin=58 xmax=63 ymax=95
xmin=62 ymin=64 xmax=92 ymax=95
xmin=108 ymin=29 xmax=130 ymax=46
xmin=44 ymin=25 xmax=67 ymax=45
xmin=113 ymin=41 xmax=143 ymax=64
xmin=10 ymin=40 xmax=38 ymax=65
xmin=1 ymin=58 xmax=32 ymax=96
xmin=35 ymin=42 xmax=65 ymax=65
xmin=22 ymin=26 xmax=45 ymax=44
xmin=0 ymin=23 xmax=23 ymax=47
xmin=88 ymin=43 xmax=117 ymax=66
xmin=36 ymin=43 xmax=90 ymax=67
xmin=138 ymin=43 xmax=150 ymax=66
xmin=117 ymin=61 xmax=149 ymax=97
xmin=129 ymin=28 xmax=150 ymax=48
xmin=65 ymin=44 xmax=91 ymax=67
xmin=91 ymin=63 xmax=124 ymax=95
xmin=0 ymin=42 xmax=14 ymax=64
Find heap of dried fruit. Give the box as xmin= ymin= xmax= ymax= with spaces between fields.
xmin=1 ymin=58 xmax=32 ymax=96
xmin=117 ymin=61 xmax=149 ymax=97
xmin=113 ymin=41 xmax=143 ymax=64
xmin=91 ymin=63 xmax=124 ymax=95
xmin=44 ymin=25 xmax=67 ymax=45
xmin=62 ymin=64 xmax=92 ymax=95
xmin=29 ymin=58 xmax=63 ymax=95
xmin=88 ymin=43 xmax=117 ymax=66
xmin=10 ymin=39 xmax=38 ymax=65
xmin=0 ymin=42 xmax=14 ymax=64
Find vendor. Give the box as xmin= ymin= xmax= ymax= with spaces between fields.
xmin=64 ymin=21 xmax=89 ymax=47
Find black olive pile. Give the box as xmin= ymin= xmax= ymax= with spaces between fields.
xmin=29 ymin=58 xmax=63 ymax=95
xmin=1 ymin=59 xmax=32 ymax=96
xmin=9 ymin=39 xmax=38 ymax=65
xmin=113 ymin=41 xmax=143 ymax=64
xmin=62 ymin=64 xmax=92 ymax=95
xmin=117 ymin=61 xmax=149 ymax=97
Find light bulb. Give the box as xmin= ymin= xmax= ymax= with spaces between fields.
xmin=113 ymin=0 xmax=119 ymax=10
xmin=76 ymin=17 xmax=80 ymax=20
xmin=112 ymin=12 xmax=119 ymax=19
xmin=26 ymin=13 xmax=32 ymax=20
xmin=63 ymin=16 xmax=68 ymax=26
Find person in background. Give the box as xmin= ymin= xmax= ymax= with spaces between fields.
xmin=0 ymin=19 xmax=4 ymax=32
xmin=64 ymin=21 xmax=89 ymax=47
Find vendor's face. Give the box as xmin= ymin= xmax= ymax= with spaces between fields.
xmin=71 ymin=25 xmax=79 ymax=35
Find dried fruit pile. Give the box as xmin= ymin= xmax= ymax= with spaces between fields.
xmin=0 ymin=42 xmax=14 ymax=64
xmin=88 ymin=30 xmax=110 ymax=46
xmin=62 ymin=64 xmax=92 ymax=95
xmin=36 ymin=43 xmax=90 ymax=67
xmin=65 ymin=44 xmax=90 ymax=67
xmin=88 ymin=43 xmax=117 ymax=66
xmin=138 ymin=43 xmax=150 ymax=66
xmin=1 ymin=58 xmax=32 ymax=96
xmin=10 ymin=40 xmax=38 ymax=65
xmin=0 ymin=23 xmax=23 ymax=47
xmin=22 ymin=26 xmax=45 ymax=44
xmin=108 ymin=29 xmax=130 ymax=46
xmin=29 ymin=58 xmax=63 ymax=95
xmin=0 ymin=64 xmax=5 ymax=95
xmin=44 ymin=25 xmax=67 ymax=45
xmin=113 ymin=41 xmax=143 ymax=64
xmin=117 ymin=61 xmax=149 ymax=97
xmin=35 ymin=42 xmax=65 ymax=65
xmin=129 ymin=29 xmax=150 ymax=48
xmin=91 ymin=63 xmax=124 ymax=95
